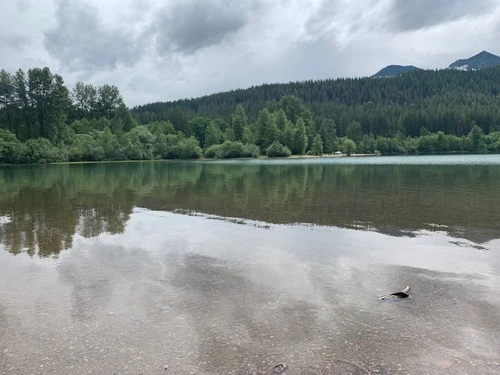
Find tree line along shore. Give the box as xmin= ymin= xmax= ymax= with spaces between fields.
xmin=1 ymin=66 xmax=499 ymax=164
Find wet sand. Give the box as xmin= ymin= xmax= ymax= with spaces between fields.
xmin=0 ymin=210 xmax=499 ymax=374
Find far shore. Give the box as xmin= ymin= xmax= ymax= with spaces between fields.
xmin=11 ymin=152 xmax=500 ymax=167
xmin=285 ymin=153 xmax=376 ymax=159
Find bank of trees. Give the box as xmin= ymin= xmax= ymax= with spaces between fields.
xmin=134 ymin=67 xmax=500 ymax=133
xmin=1 ymin=66 xmax=500 ymax=164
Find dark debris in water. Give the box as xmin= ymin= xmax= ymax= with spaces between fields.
xmin=266 ymin=359 xmax=369 ymax=375
xmin=380 ymin=286 xmax=411 ymax=300
xmin=271 ymin=363 xmax=288 ymax=374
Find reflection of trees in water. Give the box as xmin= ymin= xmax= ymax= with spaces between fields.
xmin=0 ymin=164 xmax=135 ymax=257
xmin=0 ymin=161 xmax=499 ymax=257
xmin=0 ymin=186 xmax=75 ymax=257
xmin=140 ymin=162 xmax=500 ymax=243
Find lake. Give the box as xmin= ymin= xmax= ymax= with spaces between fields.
xmin=0 ymin=155 xmax=499 ymax=374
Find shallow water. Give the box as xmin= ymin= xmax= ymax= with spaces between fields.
xmin=0 ymin=155 xmax=499 ymax=374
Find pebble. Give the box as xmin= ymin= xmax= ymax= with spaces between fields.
xmin=436 ymin=359 xmax=452 ymax=369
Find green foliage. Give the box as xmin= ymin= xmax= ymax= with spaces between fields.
xmin=342 ymin=139 xmax=357 ymax=156
xmin=358 ymin=134 xmax=375 ymax=154
xmin=113 ymin=102 xmax=136 ymax=133
xmin=204 ymin=141 xmax=259 ymax=159
xmin=281 ymin=121 xmax=295 ymax=151
xmin=2 ymin=65 xmax=500 ymax=164
xmin=70 ymin=117 xmax=111 ymax=134
xmin=468 ymin=124 xmax=487 ymax=153
xmin=274 ymin=109 xmax=288 ymax=132
xmin=97 ymin=84 xmax=124 ymax=118
xmin=315 ymin=116 xmax=336 ymax=153
xmin=266 ymin=141 xmax=291 ymax=157
xmin=149 ymin=120 xmax=176 ymax=136
xmin=256 ymin=108 xmax=278 ymax=149
xmin=243 ymin=143 xmax=260 ymax=158
xmin=97 ymin=127 xmax=120 ymax=160
xmin=204 ymin=122 xmax=223 ymax=147
xmin=0 ymin=129 xmax=27 ymax=164
xmin=212 ymin=141 xmax=246 ymax=158
xmin=155 ymin=132 xmax=184 ymax=159
xmin=376 ymin=137 xmax=405 ymax=155
xmin=231 ymin=105 xmax=247 ymax=142
xmin=279 ymin=95 xmax=313 ymax=125
xmin=71 ymin=81 xmax=98 ymax=118
xmin=25 ymin=138 xmax=65 ymax=163
xmin=166 ymin=107 xmax=191 ymax=136
xmin=311 ymin=134 xmax=323 ymax=156
xmin=123 ymin=125 xmax=155 ymax=160
xmin=203 ymin=144 xmax=221 ymax=158
xmin=189 ymin=116 xmax=211 ymax=146
xmin=292 ymin=118 xmax=308 ymax=155
xmin=68 ymin=134 xmax=104 ymax=161
xmin=132 ymin=68 xmax=500 ymax=141
xmin=485 ymin=131 xmax=500 ymax=152
xmin=165 ymin=137 xmax=202 ymax=159
xmin=345 ymin=121 xmax=362 ymax=144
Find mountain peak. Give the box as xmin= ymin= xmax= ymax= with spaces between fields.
xmin=372 ymin=65 xmax=419 ymax=78
xmin=449 ymin=50 xmax=500 ymax=70
xmin=475 ymin=50 xmax=496 ymax=57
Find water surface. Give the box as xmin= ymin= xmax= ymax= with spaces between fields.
xmin=0 ymin=155 xmax=499 ymax=374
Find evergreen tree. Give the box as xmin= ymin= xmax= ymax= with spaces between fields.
xmin=231 ymin=104 xmax=247 ymax=142
xmin=204 ymin=122 xmax=223 ymax=147
xmin=256 ymin=108 xmax=278 ymax=149
xmin=345 ymin=121 xmax=362 ymax=145
xmin=274 ymin=109 xmax=288 ymax=135
xmin=26 ymin=67 xmax=69 ymax=141
xmin=315 ymin=117 xmax=336 ymax=153
xmin=293 ymin=117 xmax=308 ymax=155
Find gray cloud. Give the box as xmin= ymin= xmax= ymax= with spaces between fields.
xmin=0 ymin=34 xmax=30 ymax=50
xmin=2 ymin=0 xmax=498 ymax=106
xmin=16 ymin=0 xmax=32 ymax=13
xmin=388 ymin=0 xmax=495 ymax=31
xmin=153 ymin=0 xmax=257 ymax=54
xmin=43 ymin=0 xmax=142 ymax=71
xmin=304 ymin=0 xmax=362 ymax=40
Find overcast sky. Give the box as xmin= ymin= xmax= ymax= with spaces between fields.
xmin=1 ymin=0 xmax=500 ymax=107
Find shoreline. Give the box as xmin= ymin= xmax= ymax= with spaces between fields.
xmin=2 ymin=152 xmax=500 ymax=167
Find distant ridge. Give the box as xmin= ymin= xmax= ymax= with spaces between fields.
xmin=372 ymin=65 xmax=420 ymax=78
xmin=448 ymin=50 xmax=500 ymax=70
xmin=372 ymin=50 xmax=500 ymax=77
xmin=134 ymin=50 xmax=500 ymax=122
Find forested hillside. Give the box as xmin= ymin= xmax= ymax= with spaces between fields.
xmin=134 ymin=67 xmax=500 ymax=137
xmin=1 ymin=66 xmax=500 ymax=164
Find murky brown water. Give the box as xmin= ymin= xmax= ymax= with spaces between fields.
xmin=0 ymin=155 xmax=499 ymax=374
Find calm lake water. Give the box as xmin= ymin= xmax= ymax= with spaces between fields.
xmin=0 ymin=155 xmax=499 ymax=374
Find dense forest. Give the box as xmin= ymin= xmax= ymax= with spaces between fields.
xmin=1 ymin=66 xmax=500 ymax=164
